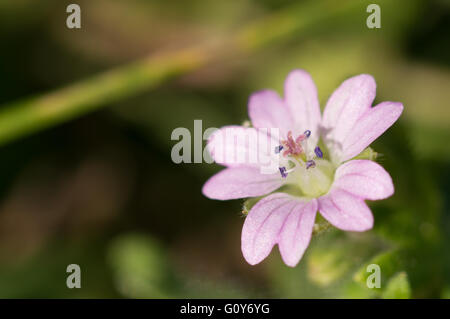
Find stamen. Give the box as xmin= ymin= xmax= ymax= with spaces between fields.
xmin=279 ymin=167 xmax=288 ymax=178
xmin=306 ymin=160 xmax=316 ymax=169
xmin=304 ymin=130 xmax=311 ymax=138
xmin=274 ymin=145 xmax=284 ymax=154
xmin=314 ymin=146 xmax=323 ymax=158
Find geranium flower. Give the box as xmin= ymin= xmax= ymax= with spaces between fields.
xmin=202 ymin=70 xmax=403 ymax=267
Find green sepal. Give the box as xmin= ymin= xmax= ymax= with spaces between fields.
xmin=351 ymin=147 xmax=378 ymax=161
xmin=242 ymin=196 xmax=264 ymax=215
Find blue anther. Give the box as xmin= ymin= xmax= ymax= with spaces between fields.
xmin=279 ymin=167 xmax=288 ymax=178
xmin=306 ymin=160 xmax=316 ymax=169
xmin=275 ymin=145 xmax=284 ymax=154
xmin=314 ymin=146 xmax=323 ymax=158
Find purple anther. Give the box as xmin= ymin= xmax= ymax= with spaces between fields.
xmin=279 ymin=167 xmax=288 ymax=178
xmin=275 ymin=145 xmax=284 ymax=154
xmin=304 ymin=130 xmax=311 ymax=138
xmin=314 ymin=146 xmax=323 ymax=158
xmin=306 ymin=160 xmax=316 ymax=169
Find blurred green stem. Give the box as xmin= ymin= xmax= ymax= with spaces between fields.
xmin=0 ymin=47 xmax=210 ymax=145
xmin=0 ymin=0 xmax=357 ymax=146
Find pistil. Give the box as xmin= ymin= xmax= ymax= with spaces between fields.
xmin=275 ymin=130 xmax=327 ymax=179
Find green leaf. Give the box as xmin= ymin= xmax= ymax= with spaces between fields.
xmin=353 ymin=250 xmax=401 ymax=292
xmin=307 ymin=245 xmax=352 ymax=286
xmin=107 ymin=234 xmax=173 ymax=298
xmin=382 ymin=272 xmax=411 ymax=299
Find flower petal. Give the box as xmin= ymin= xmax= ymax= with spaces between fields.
xmin=248 ymin=90 xmax=293 ymax=137
xmin=333 ymin=160 xmax=394 ymax=200
xmin=202 ymin=167 xmax=284 ymax=200
xmin=241 ymin=193 xmax=317 ymax=266
xmin=318 ymin=189 xmax=373 ymax=231
xmin=207 ymin=126 xmax=279 ymax=168
xmin=278 ymin=199 xmax=317 ymax=267
xmin=284 ymin=69 xmax=321 ymax=145
xmin=340 ymin=102 xmax=403 ymax=161
xmin=322 ymin=74 xmax=376 ymax=161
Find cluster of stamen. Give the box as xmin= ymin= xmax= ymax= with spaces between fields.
xmin=275 ymin=130 xmax=323 ymax=178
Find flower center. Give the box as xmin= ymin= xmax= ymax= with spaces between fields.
xmin=276 ymin=130 xmax=334 ymax=198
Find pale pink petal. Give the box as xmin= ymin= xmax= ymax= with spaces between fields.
xmin=207 ymin=126 xmax=278 ymax=168
xmin=278 ymin=200 xmax=317 ymax=267
xmin=322 ymin=74 xmax=376 ymax=161
xmin=284 ymin=69 xmax=321 ymax=145
xmin=318 ymin=189 xmax=373 ymax=232
xmin=333 ymin=160 xmax=394 ymax=200
xmin=202 ymin=167 xmax=283 ymax=200
xmin=340 ymin=102 xmax=403 ymax=161
xmin=241 ymin=193 xmax=317 ymax=266
xmin=248 ymin=90 xmax=293 ymax=137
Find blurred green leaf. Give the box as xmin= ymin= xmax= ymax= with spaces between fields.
xmin=353 ymin=250 xmax=401 ymax=294
xmin=382 ymin=272 xmax=411 ymax=299
xmin=307 ymin=244 xmax=353 ymax=287
xmin=107 ymin=233 xmax=173 ymax=298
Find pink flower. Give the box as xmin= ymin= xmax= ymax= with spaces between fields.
xmin=202 ymin=70 xmax=403 ymax=267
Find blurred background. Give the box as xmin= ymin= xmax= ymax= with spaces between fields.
xmin=0 ymin=0 xmax=448 ymax=298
